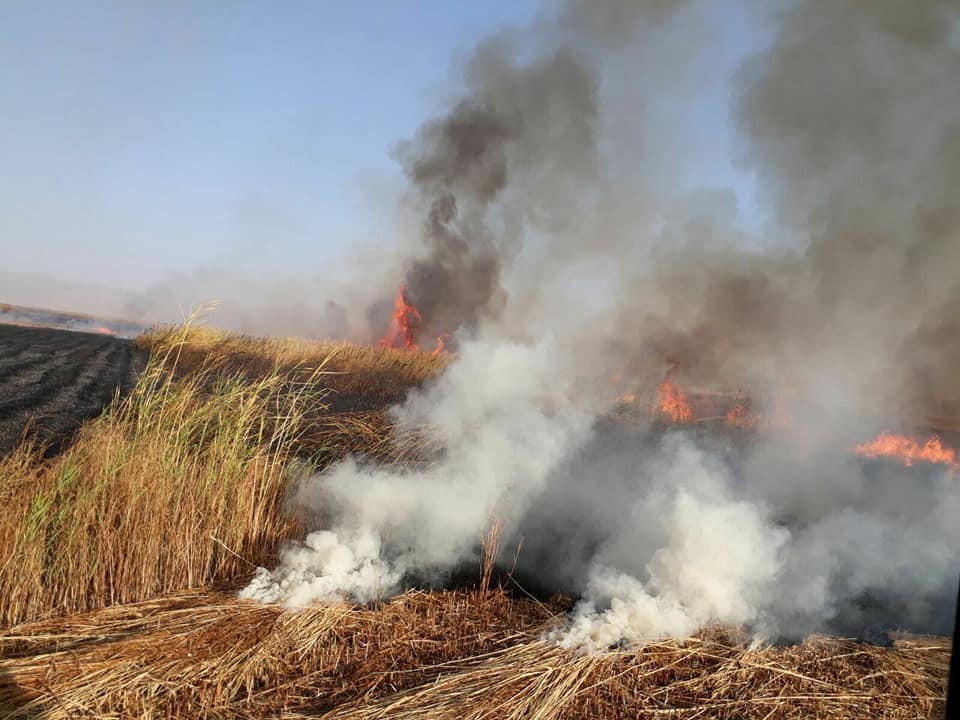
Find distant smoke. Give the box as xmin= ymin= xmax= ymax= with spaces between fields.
xmin=244 ymin=0 xmax=960 ymax=648
xmin=387 ymin=36 xmax=599 ymax=343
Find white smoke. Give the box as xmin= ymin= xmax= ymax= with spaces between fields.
xmin=242 ymin=329 xmax=960 ymax=646
xmin=242 ymin=335 xmax=594 ymax=607
xmin=241 ymin=0 xmax=960 ymax=648
xmin=558 ymin=437 xmax=788 ymax=650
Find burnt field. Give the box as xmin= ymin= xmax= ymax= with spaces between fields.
xmin=0 ymin=323 xmax=145 ymax=455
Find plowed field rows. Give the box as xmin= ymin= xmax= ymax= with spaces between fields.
xmin=0 ymin=324 xmax=144 ymax=454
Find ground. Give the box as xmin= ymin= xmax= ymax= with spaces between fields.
xmin=0 ymin=324 xmax=144 ymax=454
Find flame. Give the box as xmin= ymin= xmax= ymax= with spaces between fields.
xmin=855 ymin=432 xmax=959 ymax=469
xmin=725 ymin=394 xmax=759 ymax=429
xmin=431 ymin=334 xmax=450 ymax=357
xmin=379 ymin=285 xmax=421 ymax=350
xmin=93 ymin=326 xmax=117 ymax=336
xmin=654 ymin=378 xmax=694 ymax=423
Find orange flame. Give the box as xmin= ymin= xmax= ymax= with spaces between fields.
xmin=431 ymin=334 xmax=450 ymax=357
xmin=855 ymin=432 xmax=958 ymax=469
xmin=93 ymin=326 xmax=117 ymax=336
xmin=654 ymin=379 xmax=694 ymax=423
xmin=725 ymin=394 xmax=759 ymax=429
xmin=379 ymin=285 xmax=421 ymax=350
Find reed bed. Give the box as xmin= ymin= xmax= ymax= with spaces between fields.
xmin=0 ymin=326 xmax=318 ymax=627
xmin=136 ymin=324 xmax=450 ymax=412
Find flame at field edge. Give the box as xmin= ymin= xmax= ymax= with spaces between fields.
xmin=855 ymin=432 xmax=958 ymax=470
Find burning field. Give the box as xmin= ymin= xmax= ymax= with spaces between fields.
xmin=2 ymin=0 xmax=960 ymax=716
xmin=0 ymin=321 xmax=953 ymax=718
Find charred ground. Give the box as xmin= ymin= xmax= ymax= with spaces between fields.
xmin=0 ymin=323 xmax=145 ymax=456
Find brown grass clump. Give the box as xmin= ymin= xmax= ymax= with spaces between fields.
xmin=137 ymin=323 xmax=448 ymax=466
xmin=0 ymin=322 xmax=447 ymax=629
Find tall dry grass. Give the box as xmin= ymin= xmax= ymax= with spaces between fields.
xmin=137 ymin=324 xmax=450 ymax=411
xmin=138 ymin=324 xmax=447 ymax=466
xmin=0 ymin=325 xmax=327 ymax=627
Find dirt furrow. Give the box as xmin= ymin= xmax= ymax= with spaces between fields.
xmin=0 ymin=341 xmax=108 ymax=419
xmin=0 ymin=324 xmax=145 ymax=455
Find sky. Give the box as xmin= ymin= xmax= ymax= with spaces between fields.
xmin=0 ymin=0 xmax=763 ymax=316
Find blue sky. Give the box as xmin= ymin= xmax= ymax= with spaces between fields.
xmin=1 ymin=0 xmax=762 ymax=304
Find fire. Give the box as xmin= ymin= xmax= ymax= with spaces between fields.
xmin=379 ymin=285 xmax=421 ymax=350
xmin=431 ymin=334 xmax=450 ymax=357
xmin=725 ymin=394 xmax=759 ymax=429
xmin=855 ymin=432 xmax=959 ymax=469
xmin=93 ymin=326 xmax=117 ymax=336
xmin=654 ymin=378 xmax=694 ymax=424
xmin=379 ymin=285 xmax=449 ymax=355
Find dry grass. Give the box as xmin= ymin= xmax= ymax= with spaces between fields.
xmin=136 ymin=324 xmax=450 ymax=412
xmin=0 ymin=589 xmax=559 ymax=718
xmin=0 ymin=590 xmax=947 ymax=720
xmin=137 ymin=324 xmax=447 ymax=466
xmin=0 ymin=326 xmax=312 ymax=627
xmin=325 ymin=632 xmax=950 ymax=720
xmin=0 ymin=322 xmax=446 ymax=629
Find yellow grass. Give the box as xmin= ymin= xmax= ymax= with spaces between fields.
xmin=136 ymin=324 xmax=450 ymax=410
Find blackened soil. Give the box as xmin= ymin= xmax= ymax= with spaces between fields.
xmin=0 ymin=324 xmax=146 ymax=456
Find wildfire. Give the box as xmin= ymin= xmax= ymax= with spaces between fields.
xmin=379 ymin=285 xmax=421 ymax=350
xmin=854 ymin=432 xmax=959 ymax=470
xmin=725 ymin=394 xmax=759 ymax=429
xmin=654 ymin=378 xmax=694 ymax=424
xmin=379 ymin=285 xmax=450 ymax=355
xmin=431 ymin=334 xmax=450 ymax=357
xmin=93 ymin=326 xmax=117 ymax=336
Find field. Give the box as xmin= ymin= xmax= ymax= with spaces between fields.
xmin=0 ymin=322 xmax=951 ymax=719
xmin=0 ymin=324 xmax=144 ymax=455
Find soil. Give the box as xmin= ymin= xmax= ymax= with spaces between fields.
xmin=0 ymin=323 xmax=145 ymax=456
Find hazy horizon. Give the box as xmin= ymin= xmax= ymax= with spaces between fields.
xmin=2 ymin=0 xmax=762 ymax=330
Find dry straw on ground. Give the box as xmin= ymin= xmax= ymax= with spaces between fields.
xmin=0 ymin=589 xmax=949 ymax=719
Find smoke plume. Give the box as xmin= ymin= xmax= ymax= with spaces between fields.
xmin=244 ymin=0 xmax=960 ymax=648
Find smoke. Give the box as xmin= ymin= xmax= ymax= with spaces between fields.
xmin=244 ymin=0 xmax=960 ymax=649
xmin=387 ymin=34 xmax=599 ymax=344
xmin=242 ymin=335 xmax=594 ymax=605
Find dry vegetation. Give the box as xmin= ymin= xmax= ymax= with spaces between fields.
xmin=0 ymin=323 xmax=951 ymax=718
